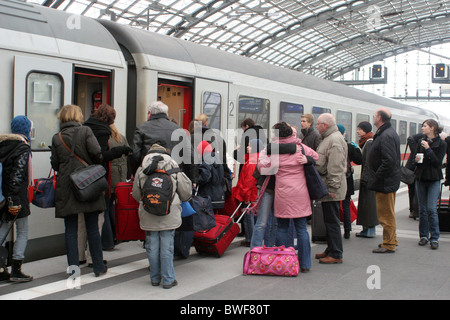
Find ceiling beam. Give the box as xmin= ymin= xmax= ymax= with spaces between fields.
xmin=241 ymin=0 xmax=387 ymax=58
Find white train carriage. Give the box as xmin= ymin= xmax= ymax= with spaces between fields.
xmin=0 ymin=0 xmax=128 ymax=260
xmin=0 ymin=0 xmax=446 ymax=261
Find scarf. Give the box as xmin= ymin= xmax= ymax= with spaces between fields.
xmin=358 ymin=131 xmax=374 ymax=149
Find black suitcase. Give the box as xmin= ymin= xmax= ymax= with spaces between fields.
xmin=311 ymin=200 xmax=327 ymax=243
xmin=437 ymin=184 xmax=450 ymax=232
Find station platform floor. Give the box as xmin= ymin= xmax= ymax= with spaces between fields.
xmin=1 ymin=185 xmax=450 ymax=303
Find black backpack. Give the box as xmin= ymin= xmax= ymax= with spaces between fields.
xmin=141 ymin=155 xmax=181 ymax=216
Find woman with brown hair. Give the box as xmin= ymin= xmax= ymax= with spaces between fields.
xmin=51 ymin=104 xmax=107 ymax=276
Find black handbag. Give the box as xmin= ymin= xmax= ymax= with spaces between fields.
xmin=190 ymin=188 xmax=216 ymax=231
xmin=301 ymin=145 xmax=329 ymax=200
xmin=32 ymin=168 xmax=56 ymax=208
xmin=59 ymin=129 xmax=108 ymax=203
xmin=400 ymin=144 xmax=415 ymax=185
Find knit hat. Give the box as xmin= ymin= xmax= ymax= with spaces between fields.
xmin=11 ymin=115 xmax=31 ymax=141
xmin=337 ymin=124 xmax=345 ymax=135
xmin=249 ymin=139 xmax=263 ymax=153
xmin=357 ymin=121 xmax=372 ymax=134
xmin=197 ymin=141 xmax=213 ymax=155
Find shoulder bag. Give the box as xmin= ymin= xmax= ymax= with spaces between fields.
xmin=59 ymin=128 xmax=108 ymax=202
xmin=400 ymin=143 xmax=415 ymax=185
xmin=301 ymin=145 xmax=329 ymax=200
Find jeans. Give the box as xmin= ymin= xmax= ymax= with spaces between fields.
xmin=242 ymin=206 xmax=255 ymax=242
xmin=64 ymin=212 xmax=105 ymax=274
xmin=145 ymin=230 xmax=176 ymax=285
xmin=416 ymin=180 xmax=440 ymax=242
xmin=322 ymin=201 xmax=343 ymax=259
xmin=0 ymin=216 xmax=28 ymax=260
xmin=102 ymin=195 xmax=116 ymax=250
xmin=277 ymin=217 xmax=311 ymax=269
xmin=251 ymin=192 xmax=274 ymax=248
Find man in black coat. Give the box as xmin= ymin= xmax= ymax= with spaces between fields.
xmin=368 ymin=107 xmax=401 ymax=253
xmin=133 ymin=101 xmax=197 ymax=184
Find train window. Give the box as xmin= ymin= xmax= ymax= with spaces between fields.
xmin=391 ymin=119 xmax=397 ymax=132
xmin=312 ymin=106 xmax=331 ymax=124
xmin=238 ymin=96 xmax=270 ymax=130
xmin=410 ymin=122 xmax=417 ymax=136
xmin=26 ymin=72 xmax=63 ymax=151
xmin=280 ymin=102 xmax=303 ymax=132
xmin=399 ymin=120 xmax=407 ymax=144
xmin=203 ymin=92 xmax=221 ymax=130
xmin=336 ymin=110 xmax=352 ymax=141
xmin=356 ymin=113 xmax=370 ymax=126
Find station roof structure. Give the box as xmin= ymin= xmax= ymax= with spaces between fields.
xmin=28 ymin=0 xmax=450 ymax=80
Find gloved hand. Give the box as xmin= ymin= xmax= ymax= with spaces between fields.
xmin=444 ymin=180 xmax=450 ymax=186
xmin=110 ymin=146 xmax=132 ymax=158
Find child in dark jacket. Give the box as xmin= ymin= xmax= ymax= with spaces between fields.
xmin=197 ymin=141 xmax=226 ymax=211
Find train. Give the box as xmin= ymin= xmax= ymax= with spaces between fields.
xmin=1 ymin=0 xmax=449 ymax=262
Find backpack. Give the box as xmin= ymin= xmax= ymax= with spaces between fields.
xmin=0 ymin=162 xmax=4 ymax=210
xmin=141 ymin=154 xmax=181 ymax=216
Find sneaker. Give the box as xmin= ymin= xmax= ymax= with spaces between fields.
xmin=430 ymin=241 xmax=439 ymax=250
xmin=418 ymin=238 xmax=428 ymax=246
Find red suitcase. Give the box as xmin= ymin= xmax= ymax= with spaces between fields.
xmin=193 ymin=202 xmax=250 ymax=257
xmin=115 ymin=182 xmax=145 ymax=241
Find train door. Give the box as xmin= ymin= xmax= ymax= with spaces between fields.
xmin=158 ymin=80 xmax=192 ymax=131
xmin=73 ymin=67 xmax=111 ymax=119
xmin=13 ymin=55 xmax=72 ymax=150
xmin=13 ymin=55 xmax=72 ymax=259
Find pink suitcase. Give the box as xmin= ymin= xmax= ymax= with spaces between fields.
xmin=243 ymin=245 xmax=299 ymax=277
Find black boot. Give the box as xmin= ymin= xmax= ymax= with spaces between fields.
xmin=9 ymin=259 xmax=33 ymax=282
xmin=0 ymin=264 xmax=10 ymax=282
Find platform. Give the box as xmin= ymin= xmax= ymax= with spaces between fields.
xmin=1 ymin=185 xmax=450 ymax=304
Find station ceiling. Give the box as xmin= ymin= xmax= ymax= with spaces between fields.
xmin=32 ymin=0 xmax=450 ymax=80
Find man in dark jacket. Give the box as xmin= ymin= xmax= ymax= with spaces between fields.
xmin=299 ymin=114 xmax=321 ymax=150
xmin=0 ymin=116 xmax=33 ymax=282
xmin=368 ymin=107 xmax=401 ymax=253
xmin=133 ymin=101 xmax=197 ymax=184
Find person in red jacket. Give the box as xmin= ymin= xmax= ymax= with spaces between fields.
xmin=232 ymin=139 xmax=262 ymax=246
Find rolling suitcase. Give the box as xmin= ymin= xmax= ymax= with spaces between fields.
xmin=311 ymin=200 xmax=327 ymax=243
xmin=193 ymin=202 xmax=250 ymax=257
xmin=115 ymin=182 xmax=145 ymax=241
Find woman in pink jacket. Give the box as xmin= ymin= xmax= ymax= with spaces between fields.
xmin=258 ymin=122 xmax=319 ymax=272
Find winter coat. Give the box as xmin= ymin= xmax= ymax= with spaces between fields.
xmin=133 ymin=113 xmax=197 ymax=183
xmin=132 ymin=144 xmax=192 ymax=231
xmin=198 ymin=152 xmax=226 ymax=209
xmin=0 ymin=134 xmax=31 ymax=221
xmin=315 ymin=124 xmax=348 ymax=202
xmin=233 ymin=153 xmax=259 ymax=203
xmin=356 ymin=138 xmax=379 ymax=227
xmin=367 ymin=122 xmax=401 ymax=193
xmin=413 ymin=135 xmax=446 ymax=182
xmin=50 ymin=122 xmax=106 ymax=218
xmin=257 ymin=134 xmax=319 ymax=218
xmin=299 ymin=126 xmax=321 ymax=151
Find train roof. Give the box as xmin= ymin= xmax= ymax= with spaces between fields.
xmin=0 ymin=0 xmax=122 ymax=65
xmin=99 ymin=19 xmax=437 ymax=119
